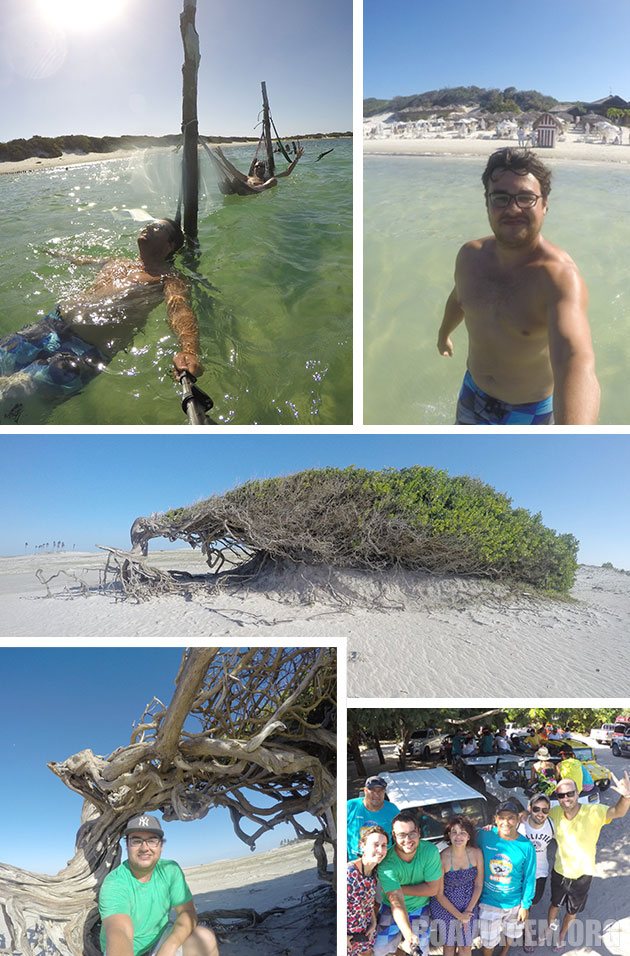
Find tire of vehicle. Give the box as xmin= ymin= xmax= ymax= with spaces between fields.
xmin=423 ymin=746 xmax=431 ymax=760
xmin=597 ymin=778 xmax=611 ymax=791
xmin=612 ymin=743 xmax=621 ymax=757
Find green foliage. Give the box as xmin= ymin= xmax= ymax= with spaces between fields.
xmin=364 ymin=86 xmax=559 ymax=118
xmin=504 ymin=707 xmax=630 ymax=734
xmin=216 ymin=466 xmax=578 ymax=592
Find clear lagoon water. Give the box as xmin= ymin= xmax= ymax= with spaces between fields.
xmin=364 ymin=154 xmax=630 ymax=424
xmin=0 ymin=139 xmax=352 ymax=425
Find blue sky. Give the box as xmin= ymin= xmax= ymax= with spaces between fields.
xmin=0 ymin=0 xmax=351 ymax=141
xmin=2 ymin=433 xmax=630 ymax=567
xmin=364 ymin=0 xmax=630 ymax=103
xmin=0 ymin=647 xmax=322 ymax=873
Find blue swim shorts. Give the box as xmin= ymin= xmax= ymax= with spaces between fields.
xmin=374 ymin=903 xmax=431 ymax=956
xmin=456 ymin=370 xmax=554 ymax=425
xmin=0 ymin=309 xmax=106 ymax=422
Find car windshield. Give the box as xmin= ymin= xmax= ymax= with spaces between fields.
xmin=414 ymin=798 xmax=487 ymax=840
xmin=572 ymin=747 xmax=594 ymax=761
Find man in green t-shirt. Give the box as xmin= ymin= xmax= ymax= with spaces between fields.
xmin=99 ymin=813 xmax=219 ymax=956
xmin=374 ymin=810 xmax=442 ymax=956
xmin=547 ymin=771 xmax=630 ymax=950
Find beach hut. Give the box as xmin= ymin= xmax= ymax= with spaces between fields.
xmin=532 ymin=113 xmax=562 ymax=148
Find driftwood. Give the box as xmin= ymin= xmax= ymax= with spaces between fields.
xmin=0 ymin=647 xmax=336 ymax=956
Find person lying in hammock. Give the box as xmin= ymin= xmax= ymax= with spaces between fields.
xmin=210 ymin=145 xmax=304 ymax=195
xmin=0 ymin=219 xmax=203 ymax=424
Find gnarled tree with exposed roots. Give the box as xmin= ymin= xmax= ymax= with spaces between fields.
xmin=0 ymin=647 xmax=336 ymax=956
xmin=109 ymin=466 xmax=578 ymax=597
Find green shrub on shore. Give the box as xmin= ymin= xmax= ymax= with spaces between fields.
xmin=156 ymin=466 xmax=578 ymax=593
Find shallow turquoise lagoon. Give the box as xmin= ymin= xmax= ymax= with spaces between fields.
xmin=0 ymin=140 xmax=352 ymax=424
xmin=364 ymin=154 xmax=630 ymax=425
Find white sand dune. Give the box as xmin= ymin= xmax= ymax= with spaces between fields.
xmin=2 ymin=551 xmax=628 ymax=697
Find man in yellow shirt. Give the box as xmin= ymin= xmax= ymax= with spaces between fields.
xmin=547 ymin=771 xmax=630 ymax=951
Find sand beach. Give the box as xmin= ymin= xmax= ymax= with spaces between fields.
xmin=363 ymin=125 xmax=630 ymax=166
xmin=184 ymin=841 xmax=334 ymax=956
xmin=2 ymin=550 xmax=629 ymax=697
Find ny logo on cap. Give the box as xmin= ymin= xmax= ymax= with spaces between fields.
xmin=138 ymin=815 xmax=151 ymax=828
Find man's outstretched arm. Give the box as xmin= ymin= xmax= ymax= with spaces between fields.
xmin=103 ymin=913 xmax=134 ymax=956
xmin=276 ymin=147 xmax=304 ymax=178
xmin=547 ymin=263 xmax=600 ymax=424
xmin=163 ymin=274 xmax=203 ymax=379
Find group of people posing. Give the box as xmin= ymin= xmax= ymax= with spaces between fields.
xmin=347 ymin=770 xmax=630 ymax=956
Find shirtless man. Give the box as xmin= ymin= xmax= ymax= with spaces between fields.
xmin=210 ymin=146 xmax=304 ymax=195
xmin=0 ymin=219 xmax=202 ymax=423
xmin=437 ymin=148 xmax=600 ymax=425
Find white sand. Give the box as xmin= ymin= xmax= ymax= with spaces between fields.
xmin=184 ymin=841 xmax=334 ymax=956
xmin=2 ymin=551 xmax=628 ymax=697
xmin=0 ymin=148 xmax=144 ymax=176
xmin=364 ymin=128 xmax=630 ymax=166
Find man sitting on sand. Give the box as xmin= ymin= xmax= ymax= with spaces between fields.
xmin=99 ymin=813 xmax=219 ymax=956
xmin=0 ymin=219 xmax=203 ymax=424
xmin=437 ymin=148 xmax=600 ymax=425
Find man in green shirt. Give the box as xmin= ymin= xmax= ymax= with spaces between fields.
xmin=99 ymin=813 xmax=219 ymax=956
xmin=374 ymin=810 xmax=442 ymax=956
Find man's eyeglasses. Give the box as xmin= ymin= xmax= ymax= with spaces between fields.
xmin=395 ymin=832 xmax=418 ymax=843
xmin=487 ymin=191 xmax=542 ymax=210
xmin=128 ymin=836 xmax=162 ymax=848
xmin=531 ymin=805 xmax=550 ymax=814
xmin=555 ymin=791 xmax=577 ymax=800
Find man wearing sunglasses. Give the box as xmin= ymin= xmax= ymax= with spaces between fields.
xmin=517 ymin=795 xmax=555 ymax=952
xmin=547 ymin=770 xmax=630 ymax=951
xmin=437 ymin=147 xmax=600 ymax=425
xmin=99 ymin=813 xmax=219 ymax=956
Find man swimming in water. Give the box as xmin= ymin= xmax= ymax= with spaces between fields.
xmin=437 ymin=148 xmax=600 ymax=425
xmin=0 ymin=219 xmax=203 ymax=423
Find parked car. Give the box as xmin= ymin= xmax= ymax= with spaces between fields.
xmin=591 ymin=724 xmax=616 ymax=745
xmin=400 ymin=728 xmax=450 ymax=760
xmin=611 ymin=730 xmax=630 ymax=758
xmin=378 ymin=768 xmax=492 ymax=847
xmin=542 ymin=739 xmax=612 ymax=792
xmin=611 ymin=719 xmax=630 ymax=745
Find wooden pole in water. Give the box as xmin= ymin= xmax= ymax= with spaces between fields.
xmin=180 ymin=0 xmax=199 ymax=239
xmin=261 ymin=80 xmax=275 ymax=177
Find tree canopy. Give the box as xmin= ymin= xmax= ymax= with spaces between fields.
xmin=124 ymin=466 xmax=579 ymax=594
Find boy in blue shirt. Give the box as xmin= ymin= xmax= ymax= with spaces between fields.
xmin=477 ymin=801 xmax=536 ymax=956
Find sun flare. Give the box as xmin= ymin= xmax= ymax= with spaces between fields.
xmin=36 ymin=0 xmax=128 ymax=33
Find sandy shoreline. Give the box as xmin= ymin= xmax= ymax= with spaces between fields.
xmin=364 ymin=132 xmax=630 ymax=166
xmin=0 ymin=136 xmax=346 ymax=177
xmin=2 ymin=551 xmax=628 ymax=697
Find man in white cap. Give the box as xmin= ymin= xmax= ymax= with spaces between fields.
xmin=347 ymin=776 xmax=400 ymax=860
xmin=99 ymin=812 xmax=219 ymax=956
